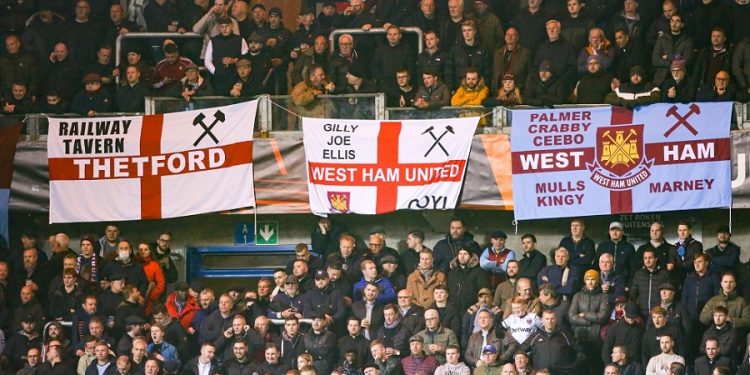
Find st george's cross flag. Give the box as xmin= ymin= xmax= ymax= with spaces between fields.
xmin=303 ymin=117 xmax=478 ymax=215
xmin=47 ymin=100 xmax=258 ymax=223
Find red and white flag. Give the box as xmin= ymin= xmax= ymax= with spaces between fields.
xmin=303 ymin=117 xmax=478 ymax=215
xmin=48 ymin=100 xmax=258 ymax=223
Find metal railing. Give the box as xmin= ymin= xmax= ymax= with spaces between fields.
xmin=329 ymin=27 xmax=424 ymax=55
xmin=13 ymin=100 xmax=750 ymax=140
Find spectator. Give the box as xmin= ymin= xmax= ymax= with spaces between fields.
xmin=262 ymin=7 xmax=293 ymax=95
xmin=291 ymin=63 xmax=335 ymax=117
xmin=610 ymin=345 xmax=643 ymax=375
xmin=491 ymin=28 xmax=531 ymax=92
xmin=561 ymin=0 xmax=594 ymax=51
xmin=46 ymin=42 xmax=79 ymax=100
xmin=464 ymin=309 xmax=504 ymax=367
xmin=605 ymin=65 xmax=660 ymax=109
xmin=630 ymin=249 xmax=670 ymax=317
xmin=673 ymin=221 xmax=703 ymax=283
xmin=16 ymin=347 xmax=41 ymax=375
xmin=609 ymin=0 xmax=644 ymax=46
xmin=577 ymin=28 xmax=615 ymax=75
xmin=732 ymin=34 xmax=750 ymax=97
xmin=534 ymin=20 xmax=577 ymax=88
xmin=512 ymin=0 xmax=552 ymax=51
xmin=179 ymin=63 xmax=214 ymax=107
xmin=243 ymin=33 xmax=272 ymax=94
xmin=338 ymin=0 xmax=378 ymax=68
xmin=0 ymin=35 xmax=39 ymax=96
xmin=405 ymin=0 xmax=444 ymax=37
xmin=601 ymin=303 xmax=644 ymax=366
xmin=693 ymin=28 xmax=731 ymax=90
xmin=105 ymin=3 xmax=139 ymax=47
xmin=0 ymin=82 xmax=34 ymax=115
xmin=568 ymin=269 xmax=609 ymax=367
xmin=558 ymin=219 xmax=596 ymax=279
xmin=414 ymin=69 xmax=451 ymax=109
xmin=645 ymin=335 xmax=685 ymax=374
xmin=152 ymin=43 xmax=194 ymax=97
xmin=468 ymin=0 xmax=504 ymax=53
xmin=642 ymin=306 xmax=684 ymax=365
xmin=645 ymin=0 xmax=678 ymax=49
xmin=103 ymin=240 xmax=148 ymax=297
xmin=406 ymin=250 xmax=446 ymax=309
xmin=68 ymin=0 xmax=103 ymax=67
xmin=371 ymin=26 xmax=416 ymax=91
xmin=502 ymin=296 xmax=542 ymax=345
xmin=699 ymin=305 xmax=740 ymax=364
xmin=660 ymin=56 xmax=696 ymax=103
xmin=371 ymin=339 xmax=404 ymax=375
xmin=611 ymin=28 xmax=646 ymax=85
xmin=705 ymin=226 xmax=740 ymax=275
xmin=700 ymin=272 xmax=750 ymax=329
xmin=204 ymin=16 xmax=249 ymax=95
xmin=479 ymin=230 xmax=515 ymax=287
xmin=144 ymin=0 xmax=184 ymax=33
xmin=34 ymin=89 xmax=69 ymax=114
xmin=521 ymin=309 xmax=585 ymax=375
xmin=256 ymin=343 xmax=291 ymax=375
xmin=451 ymin=67 xmax=490 ymax=106
xmin=538 ymin=247 xmax=581 ymax=300
xmin=445 ymin=20 xmax=491 ymax=90
xmin=692 ymin=0 xmax=732 ymax=51
xmin=328 ymin=34 xmax=362 ymax=93
xmin=433 ymin=218 xmax=481 ymax=272
xmin=3 ymin=315 xmax=41 ymax=371
xmin=292 ymin=35 xmax=330 ymax=86
xmin=401 ymin=335 xmax=438 ymax=375
xmin=117 ymin=65 xmax=150 ymax=113
xmin=38 ymin=345 xmax=73 ymax=374
xmin=695 ymin=338 xmax=731 ymax=375
xmin=523 ymin=60 xmax=568 ymax=107
xmin=85 ymin=340 xmax=115 ymax=375
xmin=386 ymin=69 xmax=418 ymax=108
xmin=182 ymin=342 xmax=221 ymax=375
xmin=441 ymin=0 xmax=466 ymax=48
xmin=435 ymin=344 xmax=470 ymax=375
xmin=652 ymin=14 xmax=693 ymax=86
xmin=474 ymin=345 xmax=504 ymax=375
xmin=483 ymin=73 xmax=523 ymax=106
xmin=417 ymin=30 xmax=448 ymax=85
xmin=696 ymin=70 xmax=737 ymax=101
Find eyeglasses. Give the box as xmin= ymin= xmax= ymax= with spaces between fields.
xmin=369 ymin=243 xmax=384 ymax=247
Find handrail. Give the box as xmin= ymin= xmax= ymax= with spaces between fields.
xmin=328 ymin=27 xmax=424 ymax=55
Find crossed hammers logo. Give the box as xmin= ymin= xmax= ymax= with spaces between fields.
xmin=192 ymin=110 xmax=226 ymax=146
xmin=422 ymin=125 xmax=455 ymax=157
xmin=664 ymin=104 xmax=700 ymax=137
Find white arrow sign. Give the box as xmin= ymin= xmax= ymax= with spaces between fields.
xmin=259 ymin=224 xmax=274 ymax=241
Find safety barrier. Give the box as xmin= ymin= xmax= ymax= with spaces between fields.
xmin=328 ymin=27 xmax=425 ymax=55
xmin=11 ymin=99 xmax=749 ymax=141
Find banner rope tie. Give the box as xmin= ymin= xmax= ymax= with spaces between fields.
xmin=269 ymin=100 xmax=302 ymax=119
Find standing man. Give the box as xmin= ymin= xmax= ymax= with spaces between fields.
xmin=635 ymin=222 xmax=675 ymax=271
xmin=705 ymin=226 xmax=740 ymax=274
xmin=673 ymin=220 xmax=703 ymax=286
xmin=521 ymin=309 xmax=585 ymax=374
xmin=480 ymin=230 xmax=515 ymax=288
xmin=205 ymin=16 xmax=249 ymax=95
xmin=559 ymin=219 xmax=596 ymax=280
xmin=518 ymin=234 xmax=547 ymax=284
xmin=433 ymin=218 xmax=481 ymax=273
xmin=595 ymin=222 xmax=636 ymax=285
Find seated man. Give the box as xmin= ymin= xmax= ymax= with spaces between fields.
xmin=605 ymin=66 xmax=660 ymax=109
xmin=523 ymin=61 xmax=568 ymax=107
xmin=413 ymin=69 xmax=451 ymax=110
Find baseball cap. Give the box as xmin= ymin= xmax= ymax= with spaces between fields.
xmin=609 ymin=221 xmax=624 ymax=230
xmin=482 ymin=345 xmax=497 ymax=354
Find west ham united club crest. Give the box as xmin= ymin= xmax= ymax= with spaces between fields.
xmin=328 ymin=191 xmax=350 ymax=213
xmin=588 ymin=124 xmax=654 ymax=190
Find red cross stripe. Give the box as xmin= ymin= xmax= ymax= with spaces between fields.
xmin=48 ymin=114 xmax=253 ymax=220
xmin=307 ymin=121 xmax=467 ymax=214
xmin=609 ymin=106 xmax=634 ymax=214
xmin=140 ymin=114 xmax=164 ymax=219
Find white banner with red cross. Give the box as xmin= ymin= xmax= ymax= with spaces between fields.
xmin=302 ymin=117 xmax=478 ymax=215
xmin=47 ymin=100 xmax=258 ymax=223
xmin=510 ymin=103 xmax=732 ymax=220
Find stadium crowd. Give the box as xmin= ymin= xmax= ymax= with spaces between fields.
xmin=0 ymin=217 xmax=748 ymax=375
xmin=1 ymin=0 xmax=750 ymax=116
